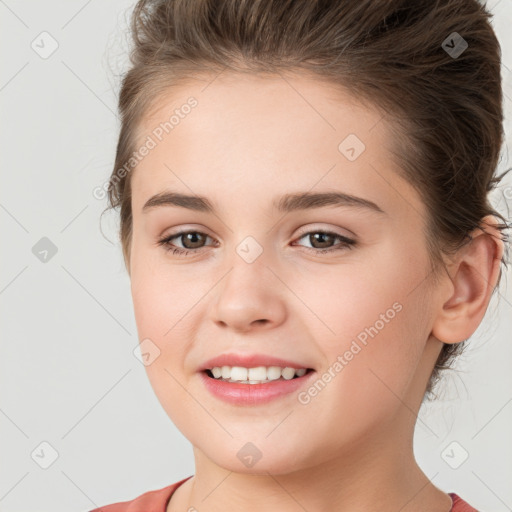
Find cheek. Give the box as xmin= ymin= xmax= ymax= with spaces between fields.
xmin=290 ymin=277 xmax=431 ymax=452
xmin=297 ymin=240 xmax=432 ymax=398
xmin=130 ymin=254 xmax=211 ymax=393
xmin=130 ymin=242 xmax=197 ymax=338
xmin=130 ymin=265 xmax=202 ymax=432
xmin=298 ymin=238 xmax=428 ymax=343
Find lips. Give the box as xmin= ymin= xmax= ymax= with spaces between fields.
xmin=198 ymin=352 xmax=314 ymax=372
xmin=199 ymin=366 xmax=316 ymax=405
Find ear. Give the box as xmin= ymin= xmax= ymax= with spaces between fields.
xmin=431 ymin=215 xmax=505 ymax=344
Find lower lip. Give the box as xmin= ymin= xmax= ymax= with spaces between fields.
xmin=199 ymin=370 xmax=315 ymax=405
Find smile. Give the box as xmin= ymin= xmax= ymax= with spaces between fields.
xmin=200 ymin=366 xmax=316 ymax=405
xmin=206 ymin=365 xmax=309 ymax=384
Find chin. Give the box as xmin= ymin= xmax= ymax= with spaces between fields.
xmin=197 ymin=438 xmax=313 ymax=476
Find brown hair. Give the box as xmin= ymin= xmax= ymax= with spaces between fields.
xmin=104 ymin=0 xmax=510 ymax=399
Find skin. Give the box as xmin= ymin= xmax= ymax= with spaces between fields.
xmin=126 ymin=72 xmax=503 ymax=512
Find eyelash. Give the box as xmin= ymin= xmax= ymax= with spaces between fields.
xmin=156 ymin=229 xmax=356 ymax=257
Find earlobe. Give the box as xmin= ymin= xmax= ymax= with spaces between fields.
xmin=431 ymin=215 xmax=504 ymax=345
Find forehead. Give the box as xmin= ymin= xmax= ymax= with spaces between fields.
xmin=138 ymin=71 xmax=384 ymax=150
xmin=130 ymin=72 xmax=422 ymax=220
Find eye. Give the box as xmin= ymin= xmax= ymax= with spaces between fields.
xmin=292 ymin=230 xmax=356 ymax=254
xmin=157 ymin=228 xmax=356 ymax=257
xmin=157 ymin=230 xmax=215 ymax=256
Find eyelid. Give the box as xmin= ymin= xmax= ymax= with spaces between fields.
xmin=162 ymin=223 xmax=355 ymax=244
xmin=161 ymin=229 xmax=216 ymax=248
xmin=158 ymin=223 xmax=357 ymax=257
xmin=294 ymin=222 xmax=356 ymax=240
xmin=159 ymin=224 xmax=214 ymax=241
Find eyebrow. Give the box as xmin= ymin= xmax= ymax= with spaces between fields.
xmin=142 ymin=190 xmax=385 ymax=215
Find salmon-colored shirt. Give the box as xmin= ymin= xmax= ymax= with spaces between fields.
xmin=89 ymin=476 xmax=479 ymax=511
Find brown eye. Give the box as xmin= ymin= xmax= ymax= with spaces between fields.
xmin=294 ymin=230 xmax=356 ymax=254
xmin=307 ymin=232 xmax=336 ymax=249
xmin=157 ymin=230 xmax=214 ymax=255
xmin=179 ymin=232 xmax=208 ymax=249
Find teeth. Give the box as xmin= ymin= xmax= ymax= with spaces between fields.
xmin=267 ymin=366 xmax=282 ymax=381
xmin=248 ymin=366 xmax=267 ymax=381
xmin=207 ymin=365 xmax=309 ymax=383
xmin=230 ymin=366 xmax=248 ymax=381
xmin=281 ymin=367 xmax=296 ymax=380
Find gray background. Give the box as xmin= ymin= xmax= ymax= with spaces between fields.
xmin=1 ymin=1 xmax=511 ymax=510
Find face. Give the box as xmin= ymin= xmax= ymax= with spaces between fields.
xmin=128 ymin=72 xmax=442 ymax=475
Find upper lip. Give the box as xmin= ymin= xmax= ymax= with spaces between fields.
xmin=199 ymin=353 xmax=314 ymax=372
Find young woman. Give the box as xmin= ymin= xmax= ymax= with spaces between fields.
xmin=91 ymin=0 xmax=509 ymax=510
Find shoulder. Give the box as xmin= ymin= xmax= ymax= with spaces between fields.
xmin=449 ymin=493 xmax=480 ymax=512
xmin=88 ymin=476 xmax=193 ymax=512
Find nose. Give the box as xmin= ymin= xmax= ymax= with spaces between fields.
xmin=208 ymin=257 xmax=287 ymax=334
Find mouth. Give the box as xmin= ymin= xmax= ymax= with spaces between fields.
xmin=199 ymin=363 xmax=317 ymax=405
xmin=203 ymin=366 xmax=315 ymax=385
